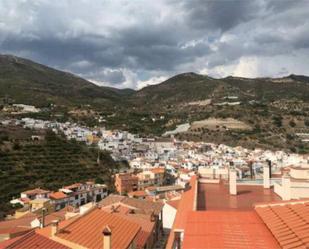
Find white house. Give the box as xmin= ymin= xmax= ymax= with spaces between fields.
xmin=162 ymin=200 xmax=179 ymax=230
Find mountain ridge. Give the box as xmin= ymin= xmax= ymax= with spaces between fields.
xmin=0 ymin=54 xmax=131 ymax=107
xmin=0 ymin=54 xmax=308 ymax=153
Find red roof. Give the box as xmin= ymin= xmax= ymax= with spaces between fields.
xmin=182 ymin=210 xmax=280 ymax=249
xmin=100 ymin=203 xmax=156 ymax=248
xmin=0 ymin=213 xmax=36 ymax=236
xmin=0 ymin=208 xmax=71 ymax=237
xmin=166 ymin=175 xmax=197 ymax=249
xmin=49 ymin=192 xmax=67 ymax=200
xmin=255 ymin=200 xmax=309 ymax=248
xmin=57 ymin=208 xmax=141 ymax=249
xmin=150 ymin=167 xmax=165 ymax=174
xmin=197 ymin=182 xmax=281 ymax=210
xmin=0 ymin=230 xmax=69 ymax=249
xmin=115 ymin=213 xmax=155 ymax=249
xmin=63 ymin=183 xmax=82 ymax=189
xmin=166 ymin=199 xmax=180 ymax=210
xmin=128 ymin=190 xmax=148 ymax=198
xmin=21 ymin=188 xmax=50 ymax=195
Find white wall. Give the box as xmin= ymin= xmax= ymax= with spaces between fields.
xmin=162 ymin=203 xmax=177 ymax=230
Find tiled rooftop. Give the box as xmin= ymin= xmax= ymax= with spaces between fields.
xmin=99 ymin=194 xmax=164 ymax=216
xmin=255 ymin=201 xmax=309 ymax=249
xmin=0 ymin=213 xmax=36 ymax=235
xmin=0 ymin=208 xmax=71 ymax=237
xmin=49 ymin=192 xmax=67 ymax=200
xmin=166 ymin=175 xmax=197 ymax=249
xmin=0 ymin=230 xmax=69 ymax=249
xmin=98 ymin=194 xmax=126 ymax=206
xmin=197 ymin=182 xmax=281 ymax=210
xmin=182 ymin=211 xmax=280 ymax=249
xmin=57 ymin=208 xmax=141 ymax=249
xmin=166 ymin=199 xmax=180 ymax=210
xmin=21 ymin=188 xmax=50 ymax=195
xmin=114 ymin=212 xmax=155 ymax=249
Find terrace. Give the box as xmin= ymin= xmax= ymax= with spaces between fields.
xmin=197 ymin=181 xmax=281 ymax=211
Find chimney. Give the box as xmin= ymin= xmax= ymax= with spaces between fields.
xmin=150 ymin=211 xmax=156 ymax=222
xmin=103 ymin=225 xmax=112 ymax=249
xmin=282 ymin=172 xmax=291 ymax=201
xmin=267 ymin=160 xmax=272 ymax=178
xmin=249 ymin=161 xmax=254 ymax=179
xmin=263 ymin=163 xmax=270 ymax=189
xmin=41 ymin=208 xmax=47 ymax=228
xmin=51 ymin=220 xmax=59 ymax=237
xmin=229 ymin=169 xmax=237 ymax=195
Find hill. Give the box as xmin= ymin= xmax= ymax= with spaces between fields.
xmin=131 ymin=72 xmax=309 ymax=109
xmin=0 ymin=127 xmax=127 ymax=217
xmin=0 ymin=54 xmax=132 ymax=108
xmin=0 ymin=54 xmax=308 ymax=152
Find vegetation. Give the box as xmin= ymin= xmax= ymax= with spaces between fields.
xmin=0 ymin=128 xmax=126 ymax=217
xmin=1 ymin=54 xmax=309 ymax=153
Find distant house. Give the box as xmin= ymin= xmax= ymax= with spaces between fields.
xmin=49 ymin=192 xmax=69 ymax=211
xmin=60 ymin=182 xmax=108 ymax=207
xmin=115 ymin=173 xmax=138 ymax=194
xmin=20 ymin=188 xmax=50 ymax=200
xmin=115 ymin=168 xmax=166 ymax=194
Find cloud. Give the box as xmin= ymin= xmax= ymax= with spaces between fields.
xmin=182 ymin=0 xmax=261 ymax=32
xmin=0 ymin=0 xmax=308 ymax=89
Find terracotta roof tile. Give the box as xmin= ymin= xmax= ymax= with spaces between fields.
xmin=128 ymin=190 xmax=148 ymax=198
xmin=121 ymin=197 xmax=163 ymax=215
xmin=49 ymin=192 xmax=67 ymax=200
xmin=150 ymin=167 xmax=165 ymax=174
xmin=98 ymin=194 xmax=126 ymax=206
xmin=0 ymin=230 xmax=69 ymax=249
xmin=255 ymin=201 xmax=309 ymax=249
xmin=182 ymin=211 xmax=280 ymax=249
xmin=166 ymin=175 xmax=197 ymax=249
xmin=63 ymin=183 xmax=82 ymax=189
xmin=57 ymin=208 xmax=141 ymax=249
xmin=0 ymin=213 xmax=37 ymax=235
xmin=21 ymin=188 xmax=50 ymax=195
xmin=99 ymin=195 xmax=163 ymax=216
xmin=114 ymin=212 xmax=155 ymax=249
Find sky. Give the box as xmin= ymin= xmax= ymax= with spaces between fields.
xmin=0 ymin=0 xmax=309 ymax=89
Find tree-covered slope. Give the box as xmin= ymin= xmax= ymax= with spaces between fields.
xmin=0 ymin=129 xmax=124 ymax=217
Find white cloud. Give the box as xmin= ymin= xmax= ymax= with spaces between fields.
xmin=137 ymin=76 xmax=168 ymax=90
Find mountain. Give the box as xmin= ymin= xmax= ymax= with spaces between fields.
xmin=131 ymin=72 xmax=309 ymax=110
xmin=0 ymin=54 xmax=132 ymax=107
xmin=0 ymin=54 xmax=308 ymax=153
xmin=1 ymin=54 xmax=308 ymax=109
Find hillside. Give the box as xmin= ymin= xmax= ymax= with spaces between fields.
xmin=0 ymin=55 xmax=308 ymax=152
xmin=0 ymin=126 xmax=126 ymax=217
xmin=0 ymin=54 xmax=132 ymax=108
xmin=131 ymin=72 xmax=309 ymax=109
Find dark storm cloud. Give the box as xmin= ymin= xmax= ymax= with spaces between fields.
xmin=119 ymin=25 xmax=211 ymax=71
xmin=0 ymin=0 xmax=308 ymax=88
xmin=182 ymin=0 xmax=260 ymax=32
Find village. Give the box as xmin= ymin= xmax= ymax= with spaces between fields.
xmin=0 ymin=115 xmax=309 ymax=248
